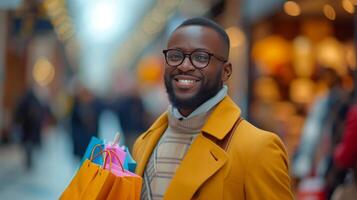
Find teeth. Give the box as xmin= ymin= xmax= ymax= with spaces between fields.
xmin=178 ymin=79 xmax=195 ymax=84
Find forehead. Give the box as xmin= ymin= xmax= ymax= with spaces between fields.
xmin=167 ymin=25 xmax=226 ymax=53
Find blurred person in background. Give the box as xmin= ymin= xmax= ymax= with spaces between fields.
xmin=293 ymin=67 xmax=351 ymax=198
xmin=111 ymin=71 xmax=150 ymax=150
xmin=69 ymin=83 xmax=102 ymax=158
xmin=113 ymin=92 xmax=149 ymax=151
xmin=331 ymin=100 xmax=357 ymax=200
xmin=133 ymin=17 xmax=293 ymax=200
xmin=13 ymin=84 xmax=52 ymax=170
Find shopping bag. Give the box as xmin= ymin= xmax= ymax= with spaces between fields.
xmin=80 ymin=136 xmax=104 ymax=166
xmin=105 ymin=144 xmax=136 ymax=173
xmin=61 ymin=146 xmax=115 ymax=200
xmin=104 ymin=149 xmax=142 ymax=200
xmin=105 ymin=143 xmax=126 ymax=168
xmin=106 ymin=177 xmax=134 ymax=200
xmin=80 ymin=163 xmax=116 ymax=199
xmin=123 ymin=146 xmax=137 ymax=173
xmin=106 ymin=175 xmax=142 ymax=200
xmin=60 ymin=159 xmax=102 ymax=199
xmin=103 ymin=132 xmax=137 ymax=172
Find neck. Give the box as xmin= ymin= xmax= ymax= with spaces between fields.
xmin=177 ymin=108 xmax=195 ymax=117
xmin=172 ymin=85 xmax=228 ymax=119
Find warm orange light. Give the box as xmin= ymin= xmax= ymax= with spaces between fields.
xmin=252 ymin=35 xmax=292 ymax=74
xmin=346 ymin=45 xmax=356 ymax=70
xmin=254 ymin=77 xmax=281 ymax=101
xmin=323 ymin=4 xmax=336 ymax=20
xmin=290 ymin=78 xmax=315 ymax=104
xmin=226 ymin=26 xmax=246 ymax=48
xmin=137 ymin=56 xmax=163 ymax=84
xmin=33 ymin=57 xmax=55 ymax=87
xmin=342 ymin=0 xmax=355 ymax=14
xmin=349 ymin=0 xmax=357 ymax=6
xmin=293 ymin=36 xmax=314 ymax=77
xmin=284 ymin=1 xmax=301 ymax=16
xmin=316 ymin=37 xmax=347 ymax=76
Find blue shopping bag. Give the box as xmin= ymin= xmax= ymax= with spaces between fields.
xmin=123 ymin=146 xmax=137 ymax=173
xmin=80 ymin=136 xmax=104 ymax=166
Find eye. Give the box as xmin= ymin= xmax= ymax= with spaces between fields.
xmin=167 ymin=51 xmax=183 ymax=61
xmin=192 ymin=52 xmax=209 ymax=63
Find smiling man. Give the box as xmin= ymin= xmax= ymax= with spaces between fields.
xmin=133 ymin=18 xmax=293 ymax=200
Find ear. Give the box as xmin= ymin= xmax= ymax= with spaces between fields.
xmin=222 ymin=62 xmax=232 ymax=82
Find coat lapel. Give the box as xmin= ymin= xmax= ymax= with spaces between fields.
xmin=164 ymin=96 xmax=242 ymax=200
xmin=164 ymin=134 xmax=228 ymax=200
xmin=201 ymin=96 xmax=241 ymax=139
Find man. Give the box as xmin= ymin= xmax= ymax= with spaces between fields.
xmin=133 ymin=17 xmax=293 ymax=200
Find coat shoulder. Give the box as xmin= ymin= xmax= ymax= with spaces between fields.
xmin=229 ymin=119 xmax=288 ymax=163
xmin=227 ymin=120 xmax=293 ymax=199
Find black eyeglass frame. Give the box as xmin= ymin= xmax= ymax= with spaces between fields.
xmin=162 ymin=49 xmax=228 ymax=69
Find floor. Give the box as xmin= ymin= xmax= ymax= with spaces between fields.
xmin=0 ymin=127 xmax=79 ymax=200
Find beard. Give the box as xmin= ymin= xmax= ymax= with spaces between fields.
xmin=164 ymin=71 xmax=223 ymax=110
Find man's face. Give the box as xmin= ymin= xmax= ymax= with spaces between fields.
xmin=164 ymin=25 xmax=231 ymax=115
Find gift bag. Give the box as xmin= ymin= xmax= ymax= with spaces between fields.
xmin=80 ymin=136 xmax=104 ymax=166
xmin=104 ymin=133 xmax=136 ymax=172
xmin=60 ymin=159 xmax=103 ymax=200
xmin=104 ymin=149 xmax=142 ymax=200
xmin=106 ymin=176 xmax=135 ymax=200
xmin=106 ymin=175 xmax=142 ymax=200
xmin=61 ymin=133 xmax=142 ymax=200
xmin=61 ymin=145 xmax=115 ymax=200
xmin=78 ymin=160 xmax=116 ymax=200
xmin=105 ymin=144 xmax=126 ymax=168
xmin=123 ymin=146 xmax=137 ymax=173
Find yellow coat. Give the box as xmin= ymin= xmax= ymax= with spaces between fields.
xmin=133 ymin=96 xmax=294 ymax=200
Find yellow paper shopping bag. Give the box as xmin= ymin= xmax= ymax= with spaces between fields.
xmin=60 ymin=159 xmax=101 ymax=199
xmin=104 ymin=150 xmax=143 ymax=200
xmin=106 ymin=176 xmax=133 ymax=200
xmin=80 ymin=164 xmax=116 ymax=200
xmin=60 ymin=145 xmax=116 ymax=200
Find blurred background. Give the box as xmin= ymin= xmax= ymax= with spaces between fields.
xmin=0 ymin=0 xmax=356 ymax=199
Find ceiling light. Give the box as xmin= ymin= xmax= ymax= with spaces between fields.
xmin=323 ymin=4 xmax=336 ymax=20
xmin=284 ymin=1 xmax=301 ymax=16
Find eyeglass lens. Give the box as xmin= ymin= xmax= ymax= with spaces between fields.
xmin=166 ymin=50 xmax=210 ymax=68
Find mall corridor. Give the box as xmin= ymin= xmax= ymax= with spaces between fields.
xmin=0 ymin=127 xmax=78 ymax=200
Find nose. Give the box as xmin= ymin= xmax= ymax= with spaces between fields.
xmin=176 ymin=55 xmax=195 ymax=72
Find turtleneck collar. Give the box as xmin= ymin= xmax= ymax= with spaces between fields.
xmin=167 ymin=85 xmax=228 ymax=134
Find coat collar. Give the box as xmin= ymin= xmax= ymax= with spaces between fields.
xmin=201 ymin=96 xmax=241 ymax=139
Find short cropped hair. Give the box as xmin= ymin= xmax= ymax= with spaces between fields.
xmin=175 ymin=17 xmax=230 ymax=53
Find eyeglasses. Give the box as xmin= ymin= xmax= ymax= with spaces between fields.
xmin=162 ymin=49 xmax=227 ymax=69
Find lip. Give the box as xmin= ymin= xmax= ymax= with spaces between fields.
xmin=173 ymin=74 xmax=200 ymax=81
xmin=172 ymin=74 xmax=201 ymax=90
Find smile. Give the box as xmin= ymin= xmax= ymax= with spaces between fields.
xmin=173 ymin=75 xmax=200 ymax=89
xmin=176 ymin=79 xmax=198 ymax=84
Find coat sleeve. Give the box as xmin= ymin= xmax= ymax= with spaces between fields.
xmin=244 ymin=133 xmax=294 ymax=200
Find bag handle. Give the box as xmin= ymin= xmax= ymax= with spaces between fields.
xmin=103 ymin=149 xmax=125 ymax=172
xmin=89 ymin=143 xmax=104 ymax=162
xmin=89 ymin=144 xmax=125 ymax=172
